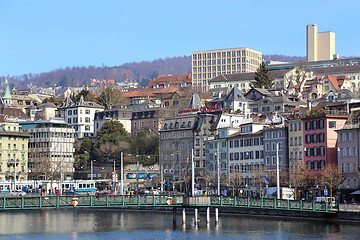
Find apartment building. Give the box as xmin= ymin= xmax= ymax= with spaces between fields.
xmin=286 ymin=119 xmax=304 ymax=176
xmin=58 ymin=96 xmax=104 ymax=138
xmin=227 ymin=123 xmax=266 ymax=189
xmin=0 ymin=120 xmax=30 ymax=183
xmin=303 ymin=114 xmax=347 ymax=172
xmin=192 ymin=48 xmax=262 ymax=91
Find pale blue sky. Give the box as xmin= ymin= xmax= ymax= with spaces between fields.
xmin=0 ymin=0 xmax=359 ymax=76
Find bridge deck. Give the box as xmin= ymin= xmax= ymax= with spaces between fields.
xmin=0 ymin=195 xmax=335 ymax=213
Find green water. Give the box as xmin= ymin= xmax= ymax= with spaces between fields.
xmin=0 ymin=209 xmax=357 ymax=239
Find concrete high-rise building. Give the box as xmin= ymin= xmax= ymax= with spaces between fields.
xmin=192 ymin=48 xmax=262 ymax=92
xmin=307 ymin=24 xmax=335 ymax=62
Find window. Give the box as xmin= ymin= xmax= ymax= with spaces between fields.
xmin=85 ymin=109 xmax=90 ymax=114
xmin=312 ymin=120 xmax=317 ymax=130
xmin=329 ymin=121 xmax=336 ymax=128
xmin=319 ymin=119 xmax=324 ymax=129
xmin=68 ymin=118 xmax=71 ymax=123
xmin=306 ymin=134 xmax=311 ymax=144
xmin=68 ymin=110 xmax=72 ymax=115
xmin=85 ymin=117 xmax=91 ymax=123
xmin=305 ymin=121 xmax=310 ymax=131
xmin=312 ymin=134 xmax=317 ymax=143
xmin=298 ymin=122 xmax=302 ymax=130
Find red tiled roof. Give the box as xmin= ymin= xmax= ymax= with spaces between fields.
xmin=146 ymin=73 xmax=192 ymax=89
xmin=325 ymin=75 xmax=340 ymax=91
xmin=122 ymin=87 xmax=180 ymax=98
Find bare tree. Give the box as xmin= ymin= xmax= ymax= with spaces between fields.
xmin=97 ymin=84 xmax=129 ymax=109
xmin=229 ymin=172 xmax=242 ymax=196
xmin=322 ymin=164 xmax=345 ymax=199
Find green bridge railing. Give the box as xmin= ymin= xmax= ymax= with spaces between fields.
xmin=0 ymin=195 xmax=334 ymax=213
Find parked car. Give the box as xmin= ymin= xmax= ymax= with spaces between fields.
xmin=10 ymin=190 xmax=26 ymax=196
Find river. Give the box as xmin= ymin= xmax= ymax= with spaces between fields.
xmin=0 ymin=209 xmax=358 ymax=239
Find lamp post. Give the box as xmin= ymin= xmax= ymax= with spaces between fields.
xmin=13 ymin=148 xmax=19 ymax=192
xmin=90 ymin=160 xmax=96 ymax=181
xmin=276 ymin=142 xmax=280 ymax=199
xmin=120 ymin=152 xmax=124 ymax=195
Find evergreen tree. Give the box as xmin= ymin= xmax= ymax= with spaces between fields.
xmin=252 ymin=62 xmax=274 ymax=89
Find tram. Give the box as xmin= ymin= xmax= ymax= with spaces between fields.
xmin=0 ymin=180 xmax=96 ymax=193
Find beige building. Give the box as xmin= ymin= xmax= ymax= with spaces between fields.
xmin=307 ymin=24 xmax=335 ymax=62
xmin=0 ymin=120 xmax=30 ymax=183
xmin=286 ymin=119 xmax=303 ymax=182
xmin=192 ymin=47 xmax=262 ymax=91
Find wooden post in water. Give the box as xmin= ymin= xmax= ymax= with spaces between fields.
xmin=173 ymin=207 xmax=177 ymax=225
xmin=206 ymin=207 xmax=210 ymax=224
xmin=194 ymin=208 xmax=199 ymax=225
xmin=215 ymin=207 xmax=219 ymax=225
xmin=182 ymin=208 xmax=186 ymax=225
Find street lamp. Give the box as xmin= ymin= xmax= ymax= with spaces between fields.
xmin=91 ymin=160 xmax=96 ymax=180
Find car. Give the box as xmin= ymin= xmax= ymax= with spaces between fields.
xmin=10 ymin=190 xmax=27 ymax=196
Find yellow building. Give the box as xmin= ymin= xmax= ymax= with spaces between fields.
xmin=307 ymin=24 xmax=335 ymax=62
xmin=192 ymin=47 xmax=262 ymax=92
xmin=286 ymin=119 xmax=304 ymax=178
xmin=0 ymin=120 xmax=30 ymax=183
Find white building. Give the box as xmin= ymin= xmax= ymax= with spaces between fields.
xmin=20 ymin=119 xmax=76 ymax=180
xmin=227 ymin=123 xmax=267 ymax=189
xmin=58 ymin=96 xmax=104 ymax=138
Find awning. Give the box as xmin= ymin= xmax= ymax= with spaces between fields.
xmin=350 ymin=190 xmax=360 ymax=195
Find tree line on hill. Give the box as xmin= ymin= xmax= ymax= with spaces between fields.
xmin=1 ymin=54 xmax=307 ymax=90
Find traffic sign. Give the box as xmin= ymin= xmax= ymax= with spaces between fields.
xmin=324 ymin=189 xmax=328 ymax=196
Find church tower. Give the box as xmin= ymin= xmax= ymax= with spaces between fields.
xmin=2 ymin=79 xmax=13 ymax=106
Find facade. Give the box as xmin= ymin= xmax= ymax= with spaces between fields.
xmin=94 ymin=108 xmax=133 ymax=136
xmin=192 ymin=48 xmax=262 ymax=91
xmin=0 ymin=120 xmax=30 ymax=183
xmin=228 ymin=124 xmax=265 ymax=189
xmin=159 ymin=115 xmax=198 ymax=190
xmin=263 ymin=125 xmax=288 ymax=176
xmin=307 ymin=24 xmax=335 ymax=62
xmin=205 ymin=114 xmax=252 ymax=186
xmin=249 ymin=95 xmax=306 ymax=114
xmin=286 ymin=119 xmax=304 ymax=178
xmin=303 ymin=115 xmax=347 ymax=172
xmin=20 ymin=120 xmax=76 ymax=180
xmin=58 ymin=96 xmax=104 ymax=138
xmin=131 ymin=108 xmax=170 ymax=135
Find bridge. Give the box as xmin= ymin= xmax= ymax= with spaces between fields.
xmin=0 ymin=194 xmax=334 ymax=212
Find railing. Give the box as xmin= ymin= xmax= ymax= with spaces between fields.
xmin=0 ymin=195 xmax=334 ymax=213
xmin=0 ymin=195 xmax=183 ymax=210
xmin=209 ymin=196 xmax=333 ymax=212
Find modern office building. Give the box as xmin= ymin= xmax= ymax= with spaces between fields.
xmin=20 ymin=119 xmax=76 ymax=180
xmin=192 ymin=47 xmax=262 ymax=91
xmin=307 ymin=24 xmax=335 ymax=62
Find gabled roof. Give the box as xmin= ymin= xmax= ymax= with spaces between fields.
xmin=325 ymin=75 xmax=340 ymax=91
xmin=122 ymin=87 xmax=179 ymax=98
xmin=146 ymin=73 xmax=192 ymax=89
xmin=223 ymin=87 xmax=247 ymax=102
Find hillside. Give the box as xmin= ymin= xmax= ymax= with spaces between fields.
xmin=1 ymin=54 xmax=305 ymax=89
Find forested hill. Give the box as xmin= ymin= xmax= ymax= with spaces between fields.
xmin=1 ymin=55 xmax=305 ymax=89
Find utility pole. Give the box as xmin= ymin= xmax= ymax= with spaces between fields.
xmin=113 ymin=160 xmax=116 ymax=194
xmin=191 ymin=149 xmax=195 ymax=196
xmin=217 ymin=143 xmax=220 ymax=196
xmin=276 ymin=142 xmax=280 ymax=199
xmin=13 ymin=149 xmax=18 ymax=192
xmin=91 ymin=160 xmax=93 ymax=181
xmin=121 ymin=152 xmax=124 ymax=195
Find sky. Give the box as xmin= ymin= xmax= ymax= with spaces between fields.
xmin=1 ymin=0 xmax=359 ymax=76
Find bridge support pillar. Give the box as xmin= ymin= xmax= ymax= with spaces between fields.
xmin=194 ymin=208 xmax=199 ymax=225
xmin=173 ymin=207 xmax=177 ymax=225
xmin=206 ymin=207 xmax=210 ymax=224
xmin=215 ymin=207 xmax=219 ymax=225
xmin=182 ymin=208 xmax=186 ymax=225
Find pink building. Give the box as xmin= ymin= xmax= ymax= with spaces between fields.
xmin=303 ymin=115 xmax=347 ymax=171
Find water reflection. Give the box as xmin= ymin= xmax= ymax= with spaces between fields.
xmin=0 ymin=209 xmax=358 ymax=240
